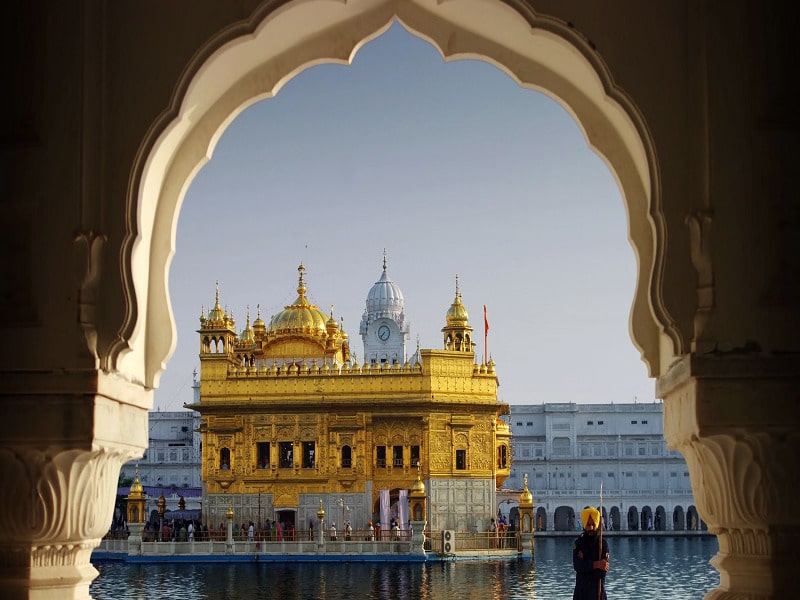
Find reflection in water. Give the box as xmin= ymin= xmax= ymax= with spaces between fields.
xmin=91 ymin=536 xmax=718 ymax=599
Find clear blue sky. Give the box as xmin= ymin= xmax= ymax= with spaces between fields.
xmin=155 ymin=23 xmax=655 ymax=411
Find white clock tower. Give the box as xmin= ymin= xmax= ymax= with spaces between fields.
xmin=360 ymin=253 xmax=410 ymax=365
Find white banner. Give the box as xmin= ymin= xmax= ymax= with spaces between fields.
xmin=380 ymin=489 xmax=390 ymax=534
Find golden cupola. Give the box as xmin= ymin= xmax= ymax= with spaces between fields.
xmin=205 ymin=281 xmax=231 ymax=329
xmin=126 ymin=465 xmax=146 ymax=525
xmin=198 ymin=280 xmax=238 ymax=358
xmin=442 ymin=274 xmax=474 ymax=352
xmin=267 ymin=264 xmax=329 ymax=337
xmin=239 ymin=306 xmax=255 ymax=346
xmin=261 ymin=264 xmax=350 ymax=364
xmin=445 ymin=276 xmax=469 ymax=326
xmin=129 ymin=466 xmax=144 ymax=498
xmin=253 ymin=304 xmax=266 ymax=337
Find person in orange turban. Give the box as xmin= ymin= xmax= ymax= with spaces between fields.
xmin=572 ymin=506 xmax=610 ymax=600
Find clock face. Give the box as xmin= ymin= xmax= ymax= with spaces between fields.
xmin=377 ymin=324 xmax=391 ymax=341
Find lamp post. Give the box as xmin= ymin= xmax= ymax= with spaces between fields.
xmin=336 ymin=497 xmax=348 ymax=534
xmin=317 ymin=499 xmax=325 ymax=547
xmin=225 ymin=504 xmax=234 ymax=554
xmin=157 ymin=493 xmax=166 ymax=542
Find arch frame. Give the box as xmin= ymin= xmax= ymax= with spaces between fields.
xmin=121 ymin=0 xmax=671 ymax=392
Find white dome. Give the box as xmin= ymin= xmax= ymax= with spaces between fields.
xmin=366 ymin=268 xmax=404 ymax=315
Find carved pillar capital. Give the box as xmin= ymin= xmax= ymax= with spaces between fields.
xmin=659 ymin=354 xmax=800 ymax=599
xmin=0 ymin=446 xmax=134 ymax=599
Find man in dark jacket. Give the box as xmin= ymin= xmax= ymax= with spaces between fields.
xmin=572 ymin=507 xmax=610 ymax=600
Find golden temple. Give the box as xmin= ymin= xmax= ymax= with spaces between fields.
xmin=189 ymin=260 xmax=511 ymax=532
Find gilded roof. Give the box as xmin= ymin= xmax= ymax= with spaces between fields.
xmin=267 ymin=264 xmax=329 ymax=336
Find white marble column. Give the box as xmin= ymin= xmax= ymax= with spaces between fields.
xmin=659 ymin=355 xmax=800 ymax=600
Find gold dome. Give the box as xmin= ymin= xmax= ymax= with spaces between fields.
xmin=445 ymin=275 xmax=469 ymax=325
xmin=253 ymin=304 xmax=266 ymax=332
xmin=239 ymin=306 xmax=255 ymax=344
xmin=267 ymin=264 xmax=329 ymax=336
xmin=207 ymin=280 xmax=227 ymax=325
xmin=326 ymin=305 xmax=339 ymax=331
xmin=412 ymin=475 xmax=426 ymax=494
xmin=519 ymin=473 xmax=534 ymax=508
xmin=128 ymin=465 xmax=145 ymax=498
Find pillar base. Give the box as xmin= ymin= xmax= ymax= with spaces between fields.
xmin=410 ymin=520 xmax=427 ymax=555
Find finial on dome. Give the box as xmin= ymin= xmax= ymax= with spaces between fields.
xmin=383 ymin=249 xmax=387 ymax=272
xmin=519 ymin=472 xmax=533 ymax=506
xmin=297 ymin=263 xmax=306 ymax=296
xmin=215 ymin=280 xmax=220 ymax=305
xmin=455 ymin=274 xmax=460 ymax=298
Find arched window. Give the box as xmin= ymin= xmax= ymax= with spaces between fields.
xmin=497 ymin=445 xmax=508 ymax=468
xmin=220 ymin=447 xmax=231 ymax=470
xmin=341 ymin=445 xmax=352 ymax=468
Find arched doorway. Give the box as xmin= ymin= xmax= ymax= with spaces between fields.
xmin=535 ymin=506 xmax=547 ymax=532
xmin=276 ymin=509 xmax=296 ymax=535
xmin=673 ymin=506 xmax=686 ymax=531
xmin=654 ymin=506 xmax=666 ymax=531
xmin=609 ymin=506 xmax=621 ymax=531
xmin=627 ymin=506 xmax=639 ymax=531
xmin=554 ymin=506 xmax=575 ymax=531
xmin=641 ymin=505 xmax=653 ymax=531
xmin=687 ymin=505 xmax=703 ymax=531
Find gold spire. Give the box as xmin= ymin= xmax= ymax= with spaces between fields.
xmin=411 ymin=463 xmax=425 ymax=493
xmin=128 ymin=464 xmax=145 ymax=498
xmin=445 ymin=274 xmax=469 ymax=325
xmin=297 ymin=262 xmax=306 ymax=297
xmin=519 ymin=472 xmax=533 ymax=507
xmin=207 ymin=280 xmax=227 ymax=325
xmin=240 ymin=305 xmax=255 ymax=343
xmin=253 ymin=303 xmax=266 ymax=332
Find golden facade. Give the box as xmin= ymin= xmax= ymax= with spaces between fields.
xmin=190 ymin=263 xmax=511 ymax=532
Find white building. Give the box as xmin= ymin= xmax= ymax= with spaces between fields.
xmin=119 ymin=379 xmax=202 ymax=493
xmin=500 ymin=402 xmax=701 ymax=532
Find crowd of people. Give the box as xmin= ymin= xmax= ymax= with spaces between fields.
xmin=488 ymin=515 xmax=517 ymax=548
xmin=110 ymin=518 xmax=300 ymax=542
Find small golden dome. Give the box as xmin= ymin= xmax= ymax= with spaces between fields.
xmin=253 ymin=304 xmax=266 ymax=331
xmin=240 ymin=306 xmax=255 ymax=344
xmin=446 ymin=275 xmax=469 ymax=325
xmin=207 ymin=281 xmax=227 ymax=325
xmin=326 ymin=305 xmax=339 ymax=330
xmin=128 ymin=465 xmax=145 ymax=498
xmin=412 ymin=476 xmax=425 ymax=494
xmin=519 ymin=473 xmax=534 ymax=508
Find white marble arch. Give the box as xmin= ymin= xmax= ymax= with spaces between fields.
xmin=2 ymin=1 xmax=797 ymax=599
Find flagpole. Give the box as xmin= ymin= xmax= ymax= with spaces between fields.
xmin=483 ymin=305 xmax=489 ymax=365
xmin=598 ymin=481 xmax=604 ymax=600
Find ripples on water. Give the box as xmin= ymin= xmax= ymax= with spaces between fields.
xmin=91 ymin=536 xmax=719 ymax=599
